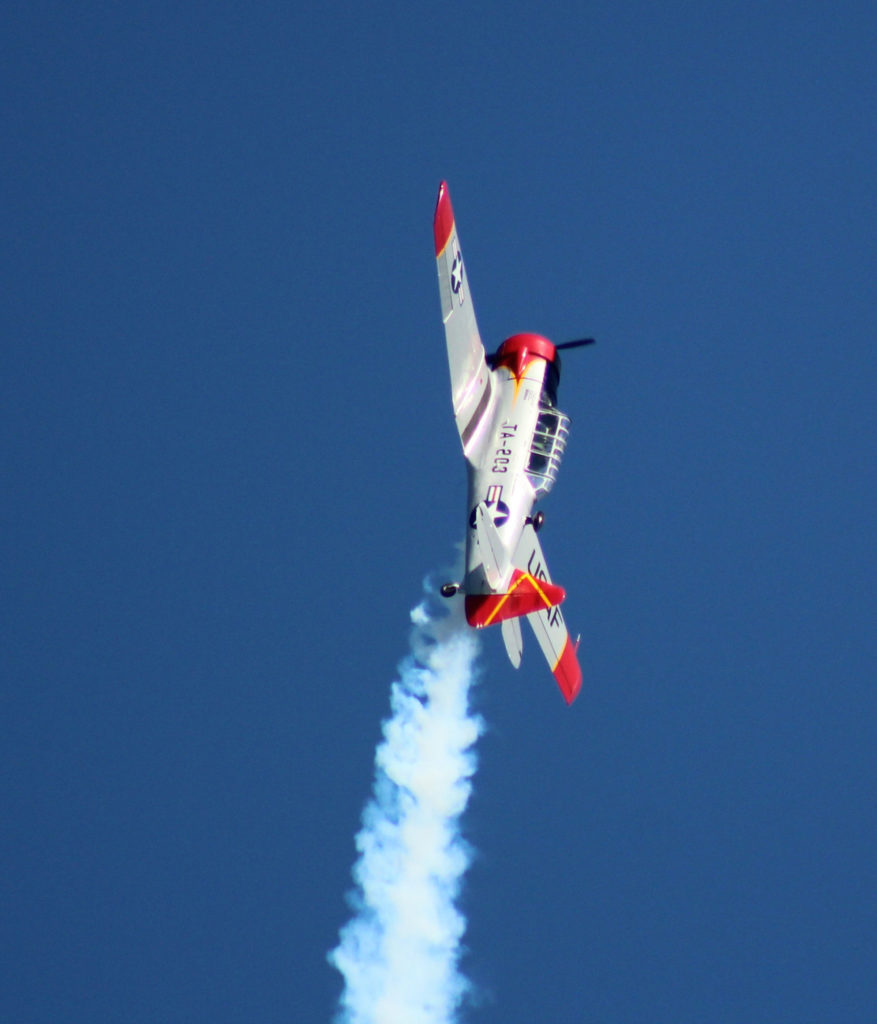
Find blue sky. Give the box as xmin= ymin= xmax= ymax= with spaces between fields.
xmin=3 ymin=2 xmax=876 ymax=1021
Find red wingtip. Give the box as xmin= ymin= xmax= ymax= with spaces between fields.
xmin=433 ymin=180 xmax=455 ymax=256
xmin=554 ymin=636 xmax=582 ymax=704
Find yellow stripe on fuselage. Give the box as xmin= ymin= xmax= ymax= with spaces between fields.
xmin=483 ymin=572 xmax=553 ymax=627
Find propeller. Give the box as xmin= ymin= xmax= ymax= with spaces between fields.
xmin=555 ymin=337 xmax=596 ymax=350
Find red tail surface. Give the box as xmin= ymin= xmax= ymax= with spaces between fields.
xmin=465 ymin=570 xmax=566 ymax=628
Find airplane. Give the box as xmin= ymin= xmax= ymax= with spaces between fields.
xmin=433 ymin=181 xmax=593 ymax=705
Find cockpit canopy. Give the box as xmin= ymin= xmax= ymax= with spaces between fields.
xmin=527 ymin=403 xmax=570 ymax=498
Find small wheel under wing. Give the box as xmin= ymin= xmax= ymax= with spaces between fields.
xmin=440 ymin=582 xmax=460 ymax=598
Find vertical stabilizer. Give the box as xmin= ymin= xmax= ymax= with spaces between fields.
xmin=501 ymin=615 xmax=523 ymax=668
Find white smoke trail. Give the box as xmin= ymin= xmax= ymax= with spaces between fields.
xmin=329 ymin=584 xmax=483 ymax=1024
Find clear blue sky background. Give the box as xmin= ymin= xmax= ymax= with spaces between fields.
xmin=3 ymin=2 xmax=875 ymax=1022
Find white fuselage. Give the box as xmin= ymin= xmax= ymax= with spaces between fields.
xmin=463 ymin=359 xmax=547 ymax=594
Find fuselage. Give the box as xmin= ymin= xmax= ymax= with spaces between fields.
xmin=463 ymin=333 xmax=570 ymax=595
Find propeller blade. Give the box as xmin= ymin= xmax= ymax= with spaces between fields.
xmin=555 ymin=337 xmax=596 ymax=350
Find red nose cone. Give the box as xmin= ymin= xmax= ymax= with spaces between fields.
xmin=494 ymin=333 xmax=556 ymax=379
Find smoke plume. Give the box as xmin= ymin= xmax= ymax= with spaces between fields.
xmin=329 ymin=585 xmax=482 ymax=1024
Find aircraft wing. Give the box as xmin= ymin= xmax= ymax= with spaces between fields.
xmin=513 ymin=523 xmax=582 ymax=704
xmin=434 ymin=181 xmax=492 ymax=456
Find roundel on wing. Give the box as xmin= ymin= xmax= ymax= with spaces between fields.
xmin=450 ymin=249 xmax=464 ymax=295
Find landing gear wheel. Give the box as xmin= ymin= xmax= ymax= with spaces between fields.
xmin=532 ymin=511 xmax=545 ymax=532
xmin=440 ymin=582 xmax=460 ymax=598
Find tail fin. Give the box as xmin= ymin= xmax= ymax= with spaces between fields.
xmin=465 ymin=569 xmax=566 ymax=627
xmin=501 ymin=614 xmax=523 ymax=668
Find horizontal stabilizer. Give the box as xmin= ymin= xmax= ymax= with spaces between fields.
xmin=465 ymin=569 xmax=565 ymax=628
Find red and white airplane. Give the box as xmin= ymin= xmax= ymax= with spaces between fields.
xmin=434 ymin=181 xmax=592 ymax=705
